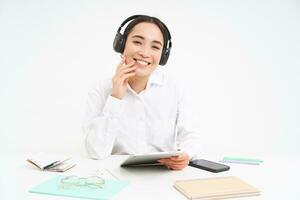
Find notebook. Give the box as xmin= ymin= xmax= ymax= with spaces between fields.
xmin=27 ymin=153 xmax=76 ymax=172
xmin=174 ymin=176 xmax=260 ymax=200
xmin=29 ymin=176 xmax=129 ymax=200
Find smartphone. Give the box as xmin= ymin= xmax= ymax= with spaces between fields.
xmin=189 ymin=159 xmax=230 ymax=173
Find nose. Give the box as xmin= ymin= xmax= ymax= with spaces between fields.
xmin=138 ymin=46 xmax=150 ymax=58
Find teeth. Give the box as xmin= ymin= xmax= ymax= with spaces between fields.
xmin=136 ymin=60 xmax=149 ymax=66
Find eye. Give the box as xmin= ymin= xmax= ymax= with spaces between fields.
xmin=133 ymin=40 xmax=142 ymax=45
xmin=152 ymin=46 xmax=161 ymax=50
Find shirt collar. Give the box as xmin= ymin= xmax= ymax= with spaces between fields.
xmin=147 ymin=68 xmax=164 ymax=86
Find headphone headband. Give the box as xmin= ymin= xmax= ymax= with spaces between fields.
xmin=119 ymin=15 xmax=146 ymax=30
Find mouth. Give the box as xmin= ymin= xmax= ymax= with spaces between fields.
xmin=133 ymin=58 xmax=151 ymax=67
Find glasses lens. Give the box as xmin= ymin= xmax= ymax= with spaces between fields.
xmin=86 ymin=176 xmax=105 ymax=188
xmin=61 ymin=176 xmax=79 ymax=184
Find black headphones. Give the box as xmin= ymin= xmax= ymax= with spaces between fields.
xmin=113 ymin=15 xmax=172 ymax=66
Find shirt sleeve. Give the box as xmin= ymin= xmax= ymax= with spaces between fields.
xmin=176 ymin=83 xmax=201 ymax=160
xmin=82 ymin=80 xmax=123 ymax=159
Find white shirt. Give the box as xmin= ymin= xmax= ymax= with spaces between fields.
xmin=83 ymin=69 xmax=201 ymax=159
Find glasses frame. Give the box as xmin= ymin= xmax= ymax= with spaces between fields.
xmin=60 ymin=175 xmax=105 ymax=189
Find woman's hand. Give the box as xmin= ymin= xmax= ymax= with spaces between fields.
xmin=111 ymin=57 xmax=136 ymax=99
xmin=158 ymin=152 xmax=190 ymax=170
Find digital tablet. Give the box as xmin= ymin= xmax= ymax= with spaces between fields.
xmin=120 ymin=151 xmax=182 ymax=167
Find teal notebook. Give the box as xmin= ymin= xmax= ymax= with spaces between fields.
xmin=29 ymin=176 xmax=129 ymax=200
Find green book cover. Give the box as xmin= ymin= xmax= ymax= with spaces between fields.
xmin=29 ymin=176 xmax=129 ymax=200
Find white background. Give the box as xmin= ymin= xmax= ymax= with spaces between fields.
xmin=0 ymin=0 xmax=299 ymax=158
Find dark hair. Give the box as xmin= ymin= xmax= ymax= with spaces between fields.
xmin=122 ymin=16 xmax=171 ymax=52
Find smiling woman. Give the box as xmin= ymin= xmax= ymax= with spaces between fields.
xmin=83 ymin=15 xmax=201 ymax=170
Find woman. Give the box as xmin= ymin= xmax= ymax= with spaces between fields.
xmin=83 ymin=15 xmax=201 ymax=170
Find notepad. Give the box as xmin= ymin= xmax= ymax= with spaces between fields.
xmin=29 ymin=176 xmax=129 ymax=200
xmin=174 ymin=176 xmax=260 ymax=200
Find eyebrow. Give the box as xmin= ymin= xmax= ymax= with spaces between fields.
xmin=131 ymin=35 xmax=163 ymax=47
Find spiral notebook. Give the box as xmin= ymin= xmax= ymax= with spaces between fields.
xmin=174 ymin=176 xmax=260 ymax=200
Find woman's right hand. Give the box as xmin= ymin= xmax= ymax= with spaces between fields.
xmin=111 ymin=57 xmax=136 ymax=99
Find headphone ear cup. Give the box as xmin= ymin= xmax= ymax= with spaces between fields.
xmin=159 ymin=48 xmax=170 ymax=66
xmin=113 ymin=32 xmax=125 ymax=53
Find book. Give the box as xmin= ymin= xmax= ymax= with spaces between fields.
xmin=174 ymin=176 xmax=260 ymax=200
xmin=27 ymin=153 xmax=76 ymax=172
xmin=29 ymin=175 xmax=129 ymax=200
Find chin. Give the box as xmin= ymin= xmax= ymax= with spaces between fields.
xmin=134 ymin=70 xmax=149 ymax=77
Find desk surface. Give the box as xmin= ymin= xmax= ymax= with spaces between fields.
xmin=1 ymin=154 xmax=300 ymax=200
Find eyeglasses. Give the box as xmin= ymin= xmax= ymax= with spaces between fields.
xmin=60 ymin=175 xmax=105 ymax=189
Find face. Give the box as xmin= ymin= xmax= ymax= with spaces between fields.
xmin=123 ymin=22 xmax=164 ymax=78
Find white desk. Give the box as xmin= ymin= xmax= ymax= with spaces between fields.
xmin=1 ymin=154 xmax=300 ymax=200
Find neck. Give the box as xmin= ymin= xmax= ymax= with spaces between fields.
xmin=128 ymin=76 xmax=149 ymax=94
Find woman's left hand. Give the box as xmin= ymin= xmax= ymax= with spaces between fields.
xmin=158 ymin=152 xmax=190 ymax=170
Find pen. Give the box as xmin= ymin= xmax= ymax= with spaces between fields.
xmin=220 ymin=160 xmax=260 ymax=165
xmin=104 ymin=168 xmax=120 ymax=180
xmin=43 ymin=161 xmax=60 ymax=170
xmin=220 ymin=157 xmax=264 ymax=165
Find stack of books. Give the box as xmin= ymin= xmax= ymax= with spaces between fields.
xmin=174 ymin=176 xmax=260 ymax=199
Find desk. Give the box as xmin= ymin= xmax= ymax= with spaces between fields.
xmin=1 ymin=154 xmax=300 ymax=200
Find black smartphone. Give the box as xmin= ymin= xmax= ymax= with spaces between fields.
xmin=189 ymin=159 xmax=230 ymax=173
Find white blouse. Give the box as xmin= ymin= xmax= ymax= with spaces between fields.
xmin=83 ymin=68 xmax=201 ymax=159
